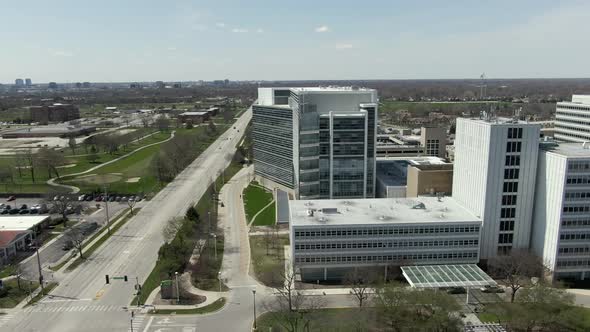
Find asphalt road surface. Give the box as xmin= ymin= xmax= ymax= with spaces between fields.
xmin=1 ymin=109 xmax=251 ymax=332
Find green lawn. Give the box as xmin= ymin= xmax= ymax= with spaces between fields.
xmin=0 ymin=265 xmax=17 ymax=278
xmin=258 ymin=308 xmax=381 ymax=332
xmin=0 ymin=279 xmax=40 ymax=308
xmin=243 ymin=182 xmax=273 ymax=222
xmin=249 ymin=235 xmax=289 ymax=287
xmin=252 ymin=203 xmax=275 ymax=226
xmin=149 ymin=298 xmax=226 ymax=315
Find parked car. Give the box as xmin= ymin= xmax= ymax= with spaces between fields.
xmin=78 ymin=194 xmax=86 ymax=201
xmin=20 ymin=204 xmax=28 ymax=210
xmin=7 ymin=196 xmax=16 ymax=202
xmin=95 ymin=196 xmax=103 ymax=202
xmin=53 ymin=195 xmax=60 ymax=201
xmin=9 ymin=208 xmax=20 ymax=214
xmin=446 ymin=287 xmax=466 ymax=294
xmin=62 ymin=240 xmax=74 ymax=251
xmin=121 ymin=196 xmax=127 ymax=201
xmin=480 ymin=285 xmax=505 ymax=293
xmin=29 ymin=209 xmax=39 ymax=214
xmin=79 ymin=222 xmax=99 ymax=235
xmin=85 ymin=195 xmax=94 ymax=201
xmin=1 ymin=210 xmax=9 ymax=215
xmin=128 ymin=196 xmax=136 ymax=202
xmin=19 ymin=209 xmax=30 ymax=214
xmin=115 ymin=196 xmax=122 ymax=202
xmin=109 ymin=196 xmax=116 ymax=202
xmin=0 ymin=203 xmax=6 ymax=209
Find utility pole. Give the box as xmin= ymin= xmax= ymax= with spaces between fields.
xmin=252 ymin=289 xmax=257 ymax=330
xmin=208 ymin=211 xmax=211 ymax=233
xmin=211 ymin=233 xmax=217 ymax=260
xmin=36 ymin=238 xmax=44 ymax=295
xmin=104 ymin=185 xmax=111 ymax=234
xmin=175 ymin=272 xmax=180 ymax=304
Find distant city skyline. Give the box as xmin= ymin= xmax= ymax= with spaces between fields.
xmin=1 ymin=0 xmax=590 ymax=83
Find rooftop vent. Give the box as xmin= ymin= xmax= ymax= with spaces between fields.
xmin=318 ymin=216 xmax=328 ymax=222
xmin=306 ymin=209 xmax=314 ymax=217
xmin=412 ymin=202 xmax=426 ymax=210
xmin=322 ymin=208 xmax=338 ymax=214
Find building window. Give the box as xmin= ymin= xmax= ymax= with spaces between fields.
xmin=504 ymin=169 xmax=520 ymax=180
xmin=505 ymin=155 xmax=521 ymax=166
xmin=503 ymin=182 xmax=519 ymax=193
xmin=500 ymin=220 xmax=515 ymax=231
xmin=506 ymin=141 xmax=522 ymax=153
xmin=507 ymin=128 xmax=523 ymax=139
xmin=502 ymin=195 xmax=517 ymax=206
xmin=500 ymin=208 xmax=516 ymax=218
xmin=499 ymin=233 xmax=514 ymax=244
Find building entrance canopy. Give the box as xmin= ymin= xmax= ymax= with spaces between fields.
xmin=401 ymin=264 xmax=496 ymax=288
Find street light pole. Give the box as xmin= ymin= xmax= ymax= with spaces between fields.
xmin=104 ymin=185 xmax=111 ymax=235
xmin=217 ymin=272 xmax=222 ymax=293
xmin=36 ymin=239 xmax=44 ymax=295
xmin=211 ymin=233 xmax=217 ymax=260
xmin=208 ymin=211 xmax=211 ymax=233
xmin=175 ymin=272 xmax=180 ymax=304
xmin=252 ymin=289 xmax=257 ymax=330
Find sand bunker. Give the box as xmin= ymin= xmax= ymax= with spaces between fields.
xmin=126 ymin=177 xmax=141 ymax=183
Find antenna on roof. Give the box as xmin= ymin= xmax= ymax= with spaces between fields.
xmin=479 ymin=73 xmax=487 ymax=100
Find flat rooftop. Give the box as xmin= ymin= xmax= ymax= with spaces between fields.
xmin=2 ymin=125 xmax=96 ymax=135
xmin=290 ymin=86 xmax=375 ymax=93
xmin=542 ymin=142 xmax=590 ymax=158
xmin=459 ymin=117 xmax=537 ymax=126
xmin=179 ymin=111 xmax=208 ymax=116
xmin=0 ymin=216 xmax=50 ymax=231
xmin=290 ymin=196 xmax=481 ymax=226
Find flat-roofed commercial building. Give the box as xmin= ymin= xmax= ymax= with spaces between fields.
xmin=253 ymin=87 xmax=378 ymax=199
xmin=555 ymin=95 xmax=590 ymax=142
xmin=420 ymin=126 xmax=447 ymax=158
xmin=532 ymin=142 xmax=590 ymax=281
xmin=30 ymin=103 xmax=80 ymax=124
xmin=453 ymin=117 xmax=540 ymax=259
xmin=177 ymin=111 xmax=210 ymax=124
xmin=289 ymin=196 xmax=481 ymax=281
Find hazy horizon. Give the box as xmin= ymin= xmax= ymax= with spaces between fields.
xmin=2 ymin=0 xmax=590 ymax=84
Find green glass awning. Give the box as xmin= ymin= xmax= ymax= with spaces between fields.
xmin=401 ymin=264 xmax=496 ymax=288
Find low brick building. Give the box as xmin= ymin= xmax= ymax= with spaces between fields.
xmin=30 ymin=103 xmax=80 ymax=123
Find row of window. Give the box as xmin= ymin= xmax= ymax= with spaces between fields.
xmin=507 ymin=127 xmax=524 ymax=139
xmin=561 ymin=219 xmax=590 ymax=227
xmin=499 ymin=233 xmax=514 ymax=244
xmin=563 ymin=205 xmax=590 ymax=213
xmin=557 ymin=104 xmax=590 ymax=112
xmin=293 ymin=226 xmax=480 ymax=238
xmin=502 ymin=195 xmax=518 ymax=206
xmin=566 ymin=176 xmax=590 ymax=185
xmin=503 ymin=182 xmax=519 ymax=193
xmin=506 ymin=141 xmax=522 ymax=153
xmin=500 ymin=220 xmax=515 ymax=231
xmin=294 ymin=239 xmax=479 ymax=251
xmin=556 ymin=118 xmax=590 ymax=127
xmin=505 ymin=155 xmax=521 ymax=166
xmin=555 ymin=122 xmax=590 ymax=133
xmin=500 ymin=207 xmax=516 ymax=219
xmin=556 ymin=260 xmax=590 ymax=268
xmin=504 ymin=169 xmax=520 ymax=180
xmin=568 ymin=161 xmax=590 ymax=172
xmin=558 ymin=247 xmax=590 ymax=255
xmin=294 ymin=252 xmax=479 ymax=264
xmin=560 ymin=233 xmax=590 ymax=241
xmin=565 ymin=192 xmax=590 ymax=200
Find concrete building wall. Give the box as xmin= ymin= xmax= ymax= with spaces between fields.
xmin=406 ymin=165 xmax=453 ymax=197
xmin=420 ymin=127 xmax=447 ymax=158
xmin=453 ymin=118 xmax=540 ymax=259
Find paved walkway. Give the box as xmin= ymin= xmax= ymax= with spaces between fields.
xmin=248 ymin=199 xmax=275 ymax=227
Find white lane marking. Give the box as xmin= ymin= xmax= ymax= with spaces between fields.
xmin=142 ymin=316 xmax=154 ymax=332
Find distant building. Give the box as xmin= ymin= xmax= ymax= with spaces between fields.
xmin=532 ymin=142 xmax=590 ymax=281
xmin=289 ymin=196 xmax=481 ymax=281
xmin=253 ymin=87 xmax=378 ymax=199
xmin=25 ymin=78 xmax=32 ymax=86
xmin=155 ymin=81 xmax=165 ymax=88
xmin=48 ymin=82 xmax=58 ymax=89
xmin=29 ymin=103 xmax=80 ymax=123
xmin=420 ymin=126 xmax=447 ymax=158
xmin=375 ymin=157 xmax=452 ymax=198
xmin=82 ymin=82 xmax=91 ymax=88
xmin=453 ymin=117 xmax=540 ymax=259
xmin=376 ymin=134 xmax=425 ymax=157
xmin=75 ymin=82 xmax=82 ymax=88
xmin=1 ymin=124 xmax=96 ymax=139
xmin=177 ymin=111 xmax=210 ymax=124
xmin=15 ymin=78 xmax=24 ymax=86
xmin=555 ymin=95 xmax=590 ymax=142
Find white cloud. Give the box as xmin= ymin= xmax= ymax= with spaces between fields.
xmin=335 ymin=43 xmax=354 ymax=49
xmin=50 ymin=49 xmax=74 ymax=57
xmin=232 ymin=28 xmax=248 ymax=33
xmin=256 ymin=28 xmax=264 ymax=33
xmin=315 ymin=25 xmax=329 ymax=33
xmin=216 ymin=22 xmax=225 ymax=28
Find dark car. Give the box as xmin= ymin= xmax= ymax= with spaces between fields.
xmin=85 ymin=195 xmax=94 ymax=201
xmin=115 ymin=196 xmax=122 ymax=202
xmin=19 ymin=209 xmax=30 ymax=214
xmin=1 ymin=210 xmax=9 ymax=215
xmin=79 ymin=222 xmax=99 ymax=235
xmin=62 ymin=240 xmax=74 ymax=251
xmin=29 ymin=209 xmax=39 ymax=214
xmin=109 ymin=196 xmax=116 ymax=202
xmin=20 ymin=204 xmax=28 ymax=210
xmin=7 ymin=196 xmax=16 ymax=202
xmin=95 ymin=196 xmax=103 ymax=202
xmin=9 ymin=208 xmax=20 ymax=215
xmin=446 ymin=287 xmax=466 ymax=294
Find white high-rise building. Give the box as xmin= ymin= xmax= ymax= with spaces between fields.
xmin=555 ymin=95 xmax=590 ymax=142
xmin=453 ymin=117 xmax=540 ymax=259
xmin=532 ymin=142 xmax=590 ymax=281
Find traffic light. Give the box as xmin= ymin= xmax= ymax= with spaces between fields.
xmin=124 ymin=275 xmax=128 ymax=282
xmin=105 ymin=275 xmax=110 ymax=284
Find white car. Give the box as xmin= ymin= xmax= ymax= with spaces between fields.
xmin=78 ymin=194 xmax=86 ymax=201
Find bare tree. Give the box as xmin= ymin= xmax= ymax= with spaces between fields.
xmin=162 ymin=217 xmax=184 ymax=243
xmin=155 ymin=115 xmax=170 ymax=132
xmin=344 ymin=268 xmax=378 ymax=307
xmin=68 ymin=137 xmax=77 ymax=155
xmin=0 ymin=165 xmax=14 ymax=191
xmin=45 ymin=194 xmax=77 ymax=226
xmin=36 ymin=147 xmax=66 ymax=179
xmin=488 ymin=249 xmax=546 ymax=302
xmin=140 ymin=114 xmax=152 ymax=128
xmin=20 ymin=149 xmax=36 ymax=183
xmin=127 ymin=198 xmax=137 ymax=215
xmin=66 ymin=227 xmax=86 ymax=259
xmin=264 ymin=269 xmax=326 ymax=332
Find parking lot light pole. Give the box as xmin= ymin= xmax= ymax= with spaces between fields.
xmin=175 ymin=272 xmax=180 ymax=304
xmin=252 ymin=289 xmax=257 ymax=330
xmin=36 ymin=238 xmax=44 ymax=294
xmin=211 ymin=233 xmax=217 ymax=260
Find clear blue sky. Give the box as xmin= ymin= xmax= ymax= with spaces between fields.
xmin=1 ymin=0 xmax=589 ymax=83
